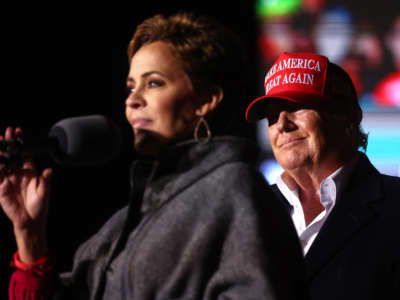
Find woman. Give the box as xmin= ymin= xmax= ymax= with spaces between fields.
xmin=1 ymin=12 xmax=306 ymax=300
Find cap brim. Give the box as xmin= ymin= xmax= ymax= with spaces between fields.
xmin=245 ymin=93 xmax=331 ymax=122
xmin=245 ymin=95 xmax=302 ymax=122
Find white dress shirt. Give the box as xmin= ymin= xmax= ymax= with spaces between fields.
xmin=276 ymin=156 xmax=358 ymax=255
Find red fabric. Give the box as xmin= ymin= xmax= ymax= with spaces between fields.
xmin=245 ymin=52 xmax=358 ymax=121
xmin=9 ymin=265 xmax=55 ymax=300
xmin=262 ymin=52 xmax=329 ymax=100
xmin=11 ymin=252 xmax=51 ymax=271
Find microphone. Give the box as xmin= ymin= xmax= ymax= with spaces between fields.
xmin=0 ymin=115 xmax=123 ymax=167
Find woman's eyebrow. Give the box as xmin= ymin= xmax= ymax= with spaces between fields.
xmin=127 ymin=70 xmax=168 ymax=82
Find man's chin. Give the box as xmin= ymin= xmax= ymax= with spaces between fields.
xmin=275 ymin=154 xmax=306 ymax=171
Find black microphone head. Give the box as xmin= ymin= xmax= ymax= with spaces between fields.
xmin=49 ymin=115 xmax=122 ymax=167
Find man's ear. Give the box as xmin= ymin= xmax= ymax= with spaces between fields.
xmin=195 ymin=86 xmax=224 ymax=117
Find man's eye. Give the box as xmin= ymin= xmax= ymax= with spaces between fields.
xmin=266 ymin=114 xmax=279 ymax=126
xmin=267 ymin=118 xmax=277 ymax=126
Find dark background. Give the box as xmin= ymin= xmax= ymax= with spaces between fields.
xmin=1 ymin=2 xmax=258 ymax=298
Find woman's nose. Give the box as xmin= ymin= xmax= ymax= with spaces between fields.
xmin=125 ymin=91 xmax=145 ymax=109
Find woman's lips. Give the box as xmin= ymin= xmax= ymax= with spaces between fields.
xmin=132 ymin=118 xmax=153 ymax=128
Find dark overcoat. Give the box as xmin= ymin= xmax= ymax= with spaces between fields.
xmin=272 ymin=153 xmax=400 ymax=300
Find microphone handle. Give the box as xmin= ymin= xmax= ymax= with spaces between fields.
xmin=0 ymin=138 xmax=24 ymax=171
xmin=0 ymin=137 xmax=60 ymax=170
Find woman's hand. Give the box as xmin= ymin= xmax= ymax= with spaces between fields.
xmin=0 ymin=127 xmax=52 ymax=262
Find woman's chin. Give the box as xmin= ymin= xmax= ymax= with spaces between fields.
xmin=133 ymin=130 xmax=165 ymax=156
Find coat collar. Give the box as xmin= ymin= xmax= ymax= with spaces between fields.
xmin=132 ymin=136 xmax=259 ymax=213
xmin=304 ymin=152 xmax=382 ymax=280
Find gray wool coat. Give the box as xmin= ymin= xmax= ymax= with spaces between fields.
xmin=54 ymin=136 xmax=307 ymax=300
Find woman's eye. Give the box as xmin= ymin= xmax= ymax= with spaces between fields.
xmin=148 ymin=80 xmax=163 ymax=88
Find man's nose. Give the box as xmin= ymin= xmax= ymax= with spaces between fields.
xmin=276 ymin=111 xmax=296 ymax=132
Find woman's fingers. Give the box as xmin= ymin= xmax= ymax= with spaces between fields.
xmin=37 ymin=168 xmax=52 ymax=200
xmin=21 ymin=159 xmax=35 ymax=172
xmin=42 ymin=168 xmax=52 ymax=180
xmin=4 ymin=126 xmax=14 ymax=140
xmin=1 ymin=126 xmax=23 ymax=144
xmin=14 ymin=127 xmax=23 ymax=137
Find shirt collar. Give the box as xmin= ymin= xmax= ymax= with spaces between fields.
xmin=276 ymin=153 xmax=359 ymax=208
xmin=327 ymin=153 xmax=359 ymax=201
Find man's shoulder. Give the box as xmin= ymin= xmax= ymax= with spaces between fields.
xmin=358 ymin=152 xmax=400 ymax=190
xmin=380 ymin=173 xmax=400 ymax=202
xmin=381 ymin=172 xmax=400 ymax=185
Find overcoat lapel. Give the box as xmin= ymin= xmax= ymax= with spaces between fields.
xmin=304 ymin=154 xmax=382 ymax=280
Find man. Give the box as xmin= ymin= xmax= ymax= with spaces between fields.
xmin=246 ymin=52 xmax=400 ymax=300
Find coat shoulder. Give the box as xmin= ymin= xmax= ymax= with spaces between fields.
xmin=381 ymin=173 xmax=400 ymax=191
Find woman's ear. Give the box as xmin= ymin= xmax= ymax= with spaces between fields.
xmin=195 ymin=86 xmax=224 ymax=117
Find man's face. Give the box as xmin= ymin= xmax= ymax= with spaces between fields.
xmin=266 ymin=100 xmax=330 ymax=172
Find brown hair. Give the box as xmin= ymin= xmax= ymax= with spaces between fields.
xmin=127 ymin=12 xmax=250 ymax=135
xmin=319 ymin=63 xmax=368 ymax=155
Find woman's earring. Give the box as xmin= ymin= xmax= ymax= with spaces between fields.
xmin=194 ymin=116 xmax=211 ymax=143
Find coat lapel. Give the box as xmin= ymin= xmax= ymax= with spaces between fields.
xmin=304 ymin=154 xmax=382 ymax=280
xmin=271 ymin=184 xmax=292 ymax=213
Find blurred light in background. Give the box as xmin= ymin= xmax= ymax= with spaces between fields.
xmin=362 ymin=112 xmax=400 ymax=176
xmin=373 ymin=72 xmax=400 ymax=107
xmin=255 ymin=0 xmax=400 ymax=183
xmin=313 ymin=6 xmax=354 ymax=63
xmin=259 ymin=158 xmax=283 ymax=184
xmin=256 ymin=0 xmax=302 ymax=18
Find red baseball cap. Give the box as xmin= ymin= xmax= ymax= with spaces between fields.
xmin=246 ymin=52 xmax=358 ymax=121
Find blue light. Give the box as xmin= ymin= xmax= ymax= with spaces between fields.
xmin=259 ymin=159 xmax=283 ymax=184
